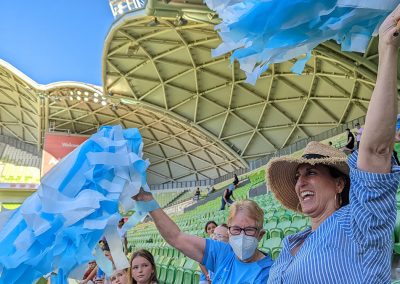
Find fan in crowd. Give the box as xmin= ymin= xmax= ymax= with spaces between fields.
xmin=199 ymin=221 xmax=218 ymax=284
xmin=132 ymin=189 xmax=273 ymax=283
xmin=129 ymin=249 xmax=158 ymax=284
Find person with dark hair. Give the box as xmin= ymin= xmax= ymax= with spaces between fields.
xmin=194 ymin=187 xmax=201 ymax=201
xmin=200 ymin=221 xmax=218 ymax=284
xmin=129 ymin=249 xmax=158 ymax=284
xmin=266 ymin=8 xmax=400 ymax=283
xmin=204 ymin=220 xmax=217 ymax=237
xmin=220 ymin=186 xmax=235 ymax=210
xmin=233 ymin=174 xmax=239 ymax=189
xmin=340 ymin=128 xmax=355 ymax=154
xmin=79 ymin=261 xmax=97 ymax=284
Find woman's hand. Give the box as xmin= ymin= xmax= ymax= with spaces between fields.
xmin=131 ymin=187 xmax=154 ymax=201
xmin=378 ymin=5 xmax=400 ymax=50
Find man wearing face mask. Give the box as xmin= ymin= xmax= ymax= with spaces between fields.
xmin=133 ymin=190 xmax=273 ymax=284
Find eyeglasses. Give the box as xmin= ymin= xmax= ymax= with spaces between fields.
xmin=228 ymin=226 xmax=259 ymax=236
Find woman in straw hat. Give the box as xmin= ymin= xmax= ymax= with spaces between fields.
xmin=266 ymin=6 xmax=400 ymax=284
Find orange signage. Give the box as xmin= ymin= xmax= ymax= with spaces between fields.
xmin=41 ymin=132 xmax=88 ymax=176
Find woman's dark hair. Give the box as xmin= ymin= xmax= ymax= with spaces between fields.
xmin=327 ymin=166 xmax=350 ymax=207
xmin=220 ymin=223 xmax=228 ymax=229
xmin=204 ymin=220 xmax=218 ymax=233
xmin=130 ymin=249 xmax=158 ymax=284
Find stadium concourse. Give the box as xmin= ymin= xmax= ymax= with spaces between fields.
xmin=0 ymin=0 xmax=400 ymax=283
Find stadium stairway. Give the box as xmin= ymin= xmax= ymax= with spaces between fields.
xmin=248 ymin=183 xmax=267 ymax=198
xmin=164 ymin=190 xmax=189 ymax=208
xmin=184 ymin=178 xmax=250 ymax=212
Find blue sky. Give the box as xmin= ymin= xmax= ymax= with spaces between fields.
xmin=0 ymin=0 xmax=114 ymax=85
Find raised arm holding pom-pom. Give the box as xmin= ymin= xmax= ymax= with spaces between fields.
xmin=358 ymin=5 xmax=400 ymax=173
xmin=266 ymin=6 xmax=400 ymax=283
xmin=133 ymin=189 xmax=273 ymax=283
xmin=133 ymin=189 xmax=206 ymax=263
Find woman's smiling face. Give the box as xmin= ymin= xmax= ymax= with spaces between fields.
xmin=295 ymin=164 xmax=343 ymax=219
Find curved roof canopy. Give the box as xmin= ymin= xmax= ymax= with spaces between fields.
xmin=0 ymin=0 xmax=395 ymax=185
xmin=102 ymin=0 xmax=387 ymax=183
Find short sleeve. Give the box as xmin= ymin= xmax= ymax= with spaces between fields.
xmin=201 ymin=239 xmax=231 ymax=272
xmin=348 ymin=151 xmax=400 ymax=248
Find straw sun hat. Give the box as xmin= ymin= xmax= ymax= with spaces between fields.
xmin=266 ymin=141 xmax=350 ymax=212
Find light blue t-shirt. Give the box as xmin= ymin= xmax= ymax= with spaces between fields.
xmin=202 ymin=238 xmax=273 ymax=284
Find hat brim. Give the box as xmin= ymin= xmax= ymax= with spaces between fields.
xmin=266 ymin=156 xmax=349 ymax=212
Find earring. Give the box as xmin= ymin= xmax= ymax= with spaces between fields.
xmin=335 ymin=193 xmax=342 ymax=208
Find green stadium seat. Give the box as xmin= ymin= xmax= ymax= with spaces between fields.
xmin=263 ymin=220 xmax=277 ymax=239
xmin=182 ymin=258 xmax=198 ymax=284
xmin=279 ymin=214 xmax=291 ymax=222
xmin=193 ymin=269 xmax=201 ymax=284
xmin=262 ymin=237 xmax=282 ymax=256
xmin=167 ymin=247 xmax=174 ymax=257
xmin=158 ymin=256 xmax=173 ymax=283
xmin=291 ymin=218 xmax=307 ymax=229
xmin=291 ymin=213 xmax=304 ymax=222
xmin=165 ymin=257 xmax=185 ymax=284
xmin=271 ymin=247 xmax=282 ymax=260
xmin=283 ymin=227 xmax=298 ymax=237
xmin=175 ymin=257 xmax=196 ymax=284
xmin=270 ymin=221 xmax=291 ymax=238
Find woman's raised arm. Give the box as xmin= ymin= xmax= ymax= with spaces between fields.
xmin=358 ymin=6 xmax=400 ymax=173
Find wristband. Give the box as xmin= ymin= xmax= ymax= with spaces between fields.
xmin=135 ymin=199 xmax=160 ymax=213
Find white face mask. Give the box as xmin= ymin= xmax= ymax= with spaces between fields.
xmin=229 ymin=233 xmax=259 ymax=261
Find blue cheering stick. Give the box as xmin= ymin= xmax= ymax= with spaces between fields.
xmin=204 ymin=0 xmax=400 ymax=84
xmin=0 ymin=125 xmax=153 ymax=284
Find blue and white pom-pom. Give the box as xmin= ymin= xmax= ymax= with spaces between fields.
xmin=204 ymin=0 xmax=400 ymax=84
xmin=0 ymin=125 xmax=152 ymax=284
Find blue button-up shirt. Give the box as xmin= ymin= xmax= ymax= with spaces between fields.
xmin=268 ymin=152 xmax=400 ymax=283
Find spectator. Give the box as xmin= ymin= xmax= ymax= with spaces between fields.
xmin=207 ymin=187 xmax=215 ymax=196
xmin=204 ymin=220 xmax=217 ymax=237
xmin=109 ymin=269 xmax=128 ymax=284
xmin=355 ymin=122 xmax=363 ymax=149
xmin=129 ymin=249 xmax=158 ymax=284
xmin=212 ymin=224 xmax=229 ymax=243
xmin=133 ymin=190 xmax=273 ymax=283
xmin=233 ymin=174 xmax=239 ymax=189
xmin=339 ymin=128 xmax=355 ymax=154
xmin=200 ymin=221 xmax=218 ymax=284
xmin=266 ymin=9 xmax=400 ymax=282
xmin=79 ymin=261 xmax=97 ymax=284
xmin=117 ymin=218 xmax=128 ymax=254
xmin=220 ymin=186 xmax=235 ymax=210
xmin=194 ymin=187 xmax=201 ymax=201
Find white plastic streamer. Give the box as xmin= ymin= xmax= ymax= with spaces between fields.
xmin=0 ymin=125 xmax=154 ymax=284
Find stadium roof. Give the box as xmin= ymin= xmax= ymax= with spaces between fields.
xmin=0 ymin=0 xmax=394 ymax=185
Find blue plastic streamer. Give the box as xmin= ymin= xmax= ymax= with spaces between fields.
xmin=0 ymin=125 xmax=155 ymax=284
xmin=204 ymin=0 xmax=400 ymax=84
